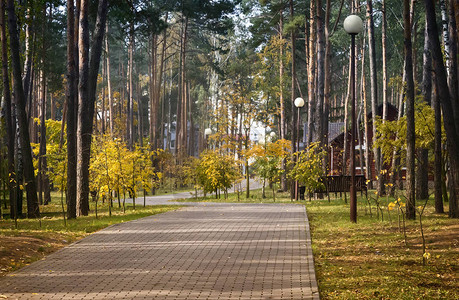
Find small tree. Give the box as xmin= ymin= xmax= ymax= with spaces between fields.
xmin=137 ymin=146 xmax=160 ymax=206
xmin=196 ymin=150 xmax=240 ymax=199
xmin=248 ymin=139 xmax=291 ymax=201
xmin=289 ymin=143 xmax=326 ymax=198
xmin=182 ymin=156 xmax=200 ymax=199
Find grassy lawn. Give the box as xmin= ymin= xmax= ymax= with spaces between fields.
xmin=174 ymin=188 xmax=459 ymax=299
xmin=0 ymin=192 xmax=182 ymax=277
xmin=306 ymin=195 xmax=458 ymax=299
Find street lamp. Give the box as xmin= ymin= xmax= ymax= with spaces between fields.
xmin=204 ymin=128 xmax=212 ymax=149
xmin=294 ymin=97 xmax=305 ymax=152
xmin=344 ymin=15 xmax=363 ymax=223
xmin=294 ymin=97 xmax=305 ymax=201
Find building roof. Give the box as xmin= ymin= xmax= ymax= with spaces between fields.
xmin=303 ymin=122 xmax=345 ymax=144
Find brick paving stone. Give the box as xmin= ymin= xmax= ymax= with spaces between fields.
xmin=0 ymin=204 xmax=319 ymax=299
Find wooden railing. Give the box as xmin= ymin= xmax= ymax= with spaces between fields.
xmin=299 ymin=175 xmax=367 ymax=200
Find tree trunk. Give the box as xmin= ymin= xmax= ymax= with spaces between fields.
xmin=177 ymin=16 xmax=188 ymax=160
xmin=440 ymin=0 xmax=450 ymax=75
xmin=367 ymin=0 xmax=383 ymax=194
xmin=404 ymin=0 xmax=416 ymax=220
xmin=448 ymin=0 xmax=459 ymax=131
xmin=39 ymin=2 xmax=51 ymax=205
xmin=13 ymin=105 xmax=24 ymax=217
xmin=289 ymin=0 xmax=297 ymax=200
xmin=360 ymin=35 xmax=371 ymax=183
xmin=105 ymin=23 xmax=114 ymax=136
xmin=425 ymin=0 xmax=459 ymax=218
xmin=0 ymin=0 xmax=16 ymax=218
xmin=76 ymin=0 xmax=90 ymax=216
xmin=101 ymin=56 xmax=106 ymax=134
xmin=381 ymin=0 xmax=389 ymax=183
xmin=307 ymin=0 xmax=316 ymax=145
xmin=280 ymin=8 xmax=287 ymax=191
xmin=76 ymin=0 xmax=108 ymax=216
xmin=23 ymin=5 xmax=33 ymax=110
xmin=39 ymin=69 xmax=51 ymax=205
xmin=342 ymin=55 xmax=352 ymax=175
xmin=128 ymin=19 xmax=134 ymax=149
xmin=417 ymin=23 xmax=432 ymax=201
xmin=137 ymin=79 xmax=143 ymax=147
xmin=7 ymin=0 xmax=40 ymax=218
xmin=66 ymin=0 xmax=77 ymax=219
xmin=433 ymin=77 xmax=444 ymax=213
xmin=323 ymin=0 xmax=332 ymax=170
xmin=316 ymin=0 xmax=325 ymax=148
xmin=149 ymin=33 xmax=157 ymax=150
xmin=188 ymin=82 xmax=194 ymax=156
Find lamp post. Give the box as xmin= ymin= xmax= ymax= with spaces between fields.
xmin=294 ymin=97 xmax=305 ymax=201
xmin=344 ymin=15 xmax=363 ymax=223
xmin=204 ymin=128 xmax=212 ymax=150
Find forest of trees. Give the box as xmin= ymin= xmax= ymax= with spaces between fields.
xmin=0 ymin=0 xmax=458 ymax=220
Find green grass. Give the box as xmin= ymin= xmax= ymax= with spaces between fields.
xmin=306 ymin=196 xmax=458 ymax=299
xmin=1 ymin=192 xmax=182 ymax=234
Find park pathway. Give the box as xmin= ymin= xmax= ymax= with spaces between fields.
xmin=0 ymin=204 xmax=319 ymax=299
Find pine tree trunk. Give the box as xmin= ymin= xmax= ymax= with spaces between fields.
xmin=440 ymin=0 xmax=450 ymax=74
xmin=417 ymin=24 xmax=432 ymax=201
xmin=76 ymin=0 xmax=90 ymax=216
xmin=425 ymin=0 xmax=459 ymax=218
xmin=448 ymin=0 xmax=458 ymax=130
xmin=39 ymin=69 xmax=51 ymax=205
xmin=39 ymin=2 xmax=51 ymax=205
xmin=149 ymin=34 xmax=157 ymax=150
xmin=381 ymin=0 xmax=388 ymax=183
xmin=367 ymin=0 xmax=383 ymax=194
xmin=323 ymin=0 xmax=332 ymax=165
xmin=159 ymin=14 xmax=168 ymax=150
xmin=177 ymin=16 xmax=188 ymax=160
xmin=279 ymin=9 xmax=285 ymax=143
xmin=14 ymin=107 xmax=24 ymax=217
xmin=66 ymin=0 xmax=77 ymax=219
xmin=137 ymin=80 xmax=143 ymax=147
xmin=7 ymin=0 xmax=40 ymax=218
xmin=359 ymin=35 xmax=371 ymax=183
xmin=404 ymin=0 xmax=416 ymax=220
xmin=23 ymin=5 xmax=33 ymax=107
xmin=342 ymin=54 xmax=351 ymax=175
xmin=128 ymin=20 xmax=134 ymax=149
xmin=101 ymin=57 xmax=106 ymax=134
xmin=105 ymin=23 xmax=114 ymax=136
xmin=76 ymin=0 xmax=108 ymax=216
xmin=316 ymin=0 xmax=325 ymax=148
xmin=280 ymin=9 xmax=287 ymax=192
xmin=289 ymin=0 xmax=297 ymax=200
xmin=156 ymin=16 xmax=168 ymax=150
xmin=389 ymin=71 xmax=406 ymax=195
xmin=433 ymin=78 xmax=444 ymax=213
xmin=0 ymin=0 xmax=16 ymax=218
xmin=307 ymin=0 xmax=316 ymax=145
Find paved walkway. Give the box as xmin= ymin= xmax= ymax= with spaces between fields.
xmin=0 ymin=204 xmax=319 ymax=299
